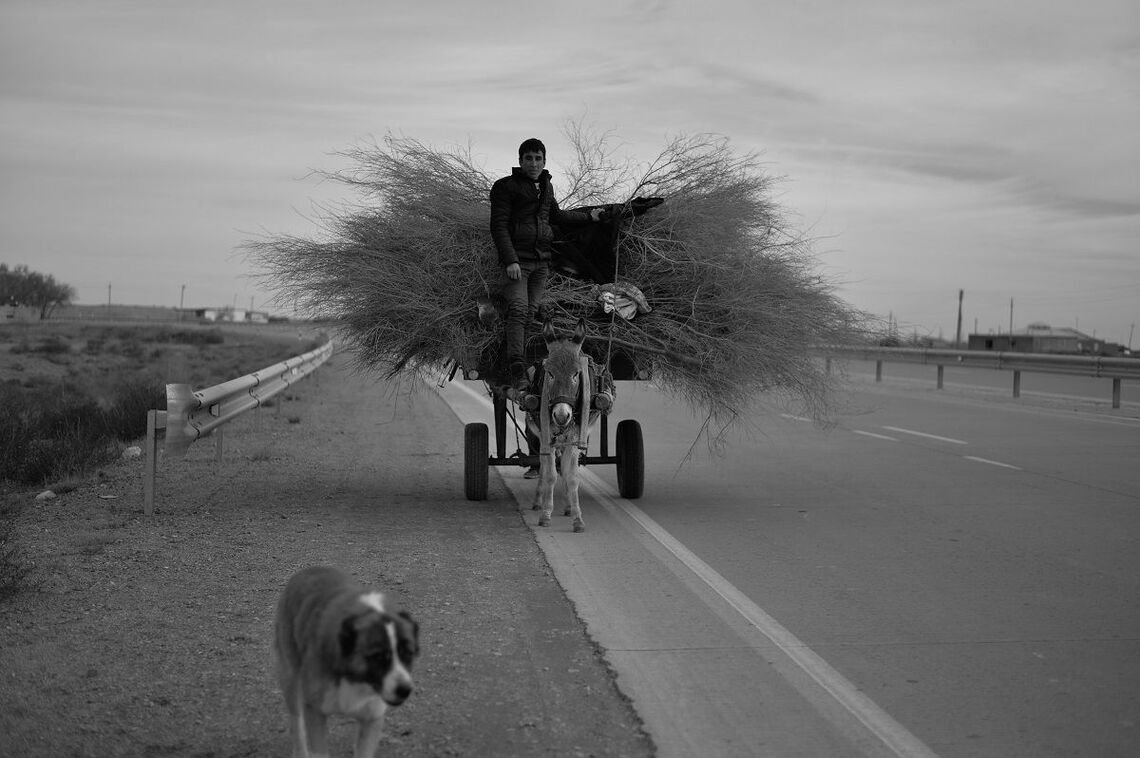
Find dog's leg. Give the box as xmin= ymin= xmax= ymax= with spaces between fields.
xmin=354 ymin=715 xmax=386 ymax=758
xmin=289 ymin=711 xmax=306 ymax=758
xmin=535 ymin=452 xmax=556 ymax=527
xmin=563 ymin=447 xmax=584 ymax=532
xmin=301 ymin=701 xmax=331 ymax=758
xmin=286 ymin=683 xmax=310 ymax=758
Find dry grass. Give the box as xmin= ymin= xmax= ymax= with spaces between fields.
xmin=245 ymin=127 xmax=866 ymax=441
xmin=0 ymin=322 xmax=312 ymax=489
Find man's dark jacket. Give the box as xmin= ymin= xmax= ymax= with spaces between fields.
xmin=490 ymin=168 xmax=590 ymax=266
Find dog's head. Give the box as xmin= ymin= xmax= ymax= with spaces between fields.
xmin=339 ymin=601 xmax=420 ymax=707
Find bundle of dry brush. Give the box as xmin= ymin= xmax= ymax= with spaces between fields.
xmin=245 ymin=129 xmax=863 ymax=437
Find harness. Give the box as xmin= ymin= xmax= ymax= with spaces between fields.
xmin=532 ymin=355 xmax=594 ymax=455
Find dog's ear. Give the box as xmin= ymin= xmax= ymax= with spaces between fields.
xmin=397 ymin=610 xmax=419 ymax=640
xmin=339 ymin=616 xmax=358 ymax=659
xmin=396 ymin=610 xmax=420 ymax=662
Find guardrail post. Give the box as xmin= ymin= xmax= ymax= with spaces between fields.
xmin=825 ymin=357 xmax=832 ymax=375
xmin=144 ymin=409 xmax=167 ymax=516
xmin=814 ymin=345 xmax=1139 ymax=408
xmin=215 ymin=427 xmax=224 ymax=462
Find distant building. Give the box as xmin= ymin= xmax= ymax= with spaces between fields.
xmin=190 ymin=306 xmax=269 ymax=323
xmin=968 ymin=322 xmax=1123 ymax=355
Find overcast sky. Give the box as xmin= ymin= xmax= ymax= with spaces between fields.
xmin=2 ymin=0 xmax=1137 ymax=344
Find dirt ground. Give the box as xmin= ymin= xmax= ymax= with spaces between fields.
xmin=0 ymin=346 xmax=654 ymax=757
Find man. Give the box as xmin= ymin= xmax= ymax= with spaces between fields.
xmin=489 ymin=137 xmax=602 ymax=392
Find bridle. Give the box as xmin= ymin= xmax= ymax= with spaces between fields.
xmin=533 ymin=354 xmax=592 ymax=451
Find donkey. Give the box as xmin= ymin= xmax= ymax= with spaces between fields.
xmin=526 ymin=318 xmax=607 ymax=533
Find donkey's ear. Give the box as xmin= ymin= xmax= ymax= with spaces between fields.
xmin=542 ymin=319 xmax=557 ymax=344
xmin=573 ymin=318 xmax=587 ymax=345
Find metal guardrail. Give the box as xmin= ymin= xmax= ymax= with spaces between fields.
xmin=816 ymin=345 xmax=1139 ymax=408
xmin=143 ymin=339 xmax=334 ymax=514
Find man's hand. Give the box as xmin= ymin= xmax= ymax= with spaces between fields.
xmin=589 ymin=208 xmax=605 ymax=222
xmin=506 ymin=263 xmax=521 ymax=280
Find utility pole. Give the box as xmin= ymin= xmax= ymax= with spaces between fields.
xmin=107 ymin=283 xmax=112 ymax=306
xmin=1129 ymin=322 xmax=1135 ymax=351
xmin=955 ymin=289 xmax=964 ymax=348
xmin=1009 ymin=298 xmax=1014 ymax=334
xmin=180 ymin=284 xmax=186 ymax=321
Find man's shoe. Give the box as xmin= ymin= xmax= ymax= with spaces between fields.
xmin=524 ymin=465 xmax=540 ymax=479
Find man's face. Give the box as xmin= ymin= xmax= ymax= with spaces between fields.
xmin=519 ymin=151 xmax=546 ymax=180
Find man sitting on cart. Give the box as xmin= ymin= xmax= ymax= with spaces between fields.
xmin=490 ymin=137 xmax=603 ymax=393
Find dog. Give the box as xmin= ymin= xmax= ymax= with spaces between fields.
xmin=274 ymin=566 xmax=420 ymax=758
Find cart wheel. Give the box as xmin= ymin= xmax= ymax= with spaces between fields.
xmin=464 ymin=423 xmax=489 ymax=501
xmin=615 ymin=419 xmax=644 ymax=499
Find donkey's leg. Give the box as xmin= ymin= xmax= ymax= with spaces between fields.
xmin=533 ymin=453 xmax=556 ymax=527
xmin=562 ymin=446 xmax=573 ymax=517
xmin=563 ymin=448 xmax=584 ymax=532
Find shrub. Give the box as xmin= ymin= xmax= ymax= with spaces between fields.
xmin=117 ymin=339 xmax=145 ymax=360
xmin=156 ymin=327 xmax=225 ymax=346
xmin=175 ymin=328 xmax=224 ymax=345
xmin=33 ymin=336 xmax=71 ymax=355
xmin=0 ymin=374 xmax=163 ymax=486
xmin=102 ymin=375 xmax=165 ymax=441
xmin=0 ymin=381 xmax=110 ymax=485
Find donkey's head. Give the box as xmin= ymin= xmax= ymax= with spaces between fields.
xmin=541 ymin=318 xmax=587 ymax=431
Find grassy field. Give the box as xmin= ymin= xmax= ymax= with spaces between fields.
xmin=0 ymin=320 xmax=321 ymax=595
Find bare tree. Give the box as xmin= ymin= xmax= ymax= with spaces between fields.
xmin=0 ymin=264 xmax=77 ymax=319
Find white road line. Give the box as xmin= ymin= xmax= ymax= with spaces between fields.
xmin=780 ymin=413 xmax=813 ymax=423
xmin=882 ymin=426 xmax=968 ymax=445
xmin=445 ymin=382 xmax=938 ymax=757
xmin=854 ymin=430 xmax=899 ymax=441
xmin=963 ymin=455 xmax=1021 ymax=470
xmin=575 ymin=467 xmax=940 ymax=758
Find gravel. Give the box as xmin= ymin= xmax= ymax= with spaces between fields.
xmin=0 ymin=356 xmax=654 ymax=757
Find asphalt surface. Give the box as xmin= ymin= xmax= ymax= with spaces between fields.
xmin=436 ymin=363 xmax=1140 ymax=758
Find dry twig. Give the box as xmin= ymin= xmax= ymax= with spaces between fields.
xmin=244 ymin=129 xmax=864 ymax=443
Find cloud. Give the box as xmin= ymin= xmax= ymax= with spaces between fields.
xmin=1 ymin=0 xmax=1136 ymax=340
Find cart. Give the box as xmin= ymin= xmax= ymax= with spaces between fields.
xmin=457 ymin=350 xmax=646 ymax=503
xmin=458 ymin=196 xmax=663 ymax=503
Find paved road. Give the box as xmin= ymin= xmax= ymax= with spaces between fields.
xmin=438 ymin=366 xmax=1140 ymax=758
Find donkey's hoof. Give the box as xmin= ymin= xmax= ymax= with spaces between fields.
xmin=572 ymin=520 xmax=585 ymax=533
xmin=538 ymin=516 xmax=550 ymax=527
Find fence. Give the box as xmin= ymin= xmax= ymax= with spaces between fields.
xmin=143 ymin=339 xmax=334 ymax=514
xmin=816 ymin=345 xmax=1140 ymax=408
